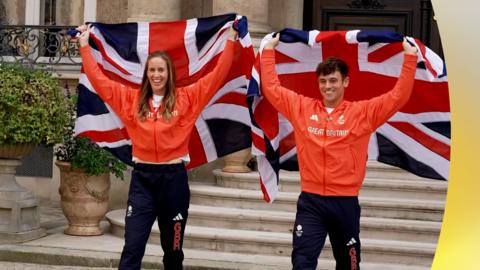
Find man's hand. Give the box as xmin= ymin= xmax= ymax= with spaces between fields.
xmin=403 ymin=38 xmax=418 ymax=55
xmin=264 ymin=33 xmax=280 ymax=50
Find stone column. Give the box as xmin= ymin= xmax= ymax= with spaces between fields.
xmin=269 ymin=0 xmax=304 ymax=30
xmin=0 ymin=146 xmax=45 ymax=243
xmin=96 ymin=0 xmax=128 ymax=23
xmin=83 ymin=0 xmax=96 ymax=22
xmin=212 ymin=0 xmax=273 ymax=47
xmin=0 ymin=1 xmax=6 ymax=24
xmin=52 ymin=0 xmax=83 ymax=25
xmin=127 ymin=0 xmax=181 ymax=22
xmin=25 ymin=0 xmax=41 ymax=25
xmin=0 ymin=0 xmax=26 ymax=24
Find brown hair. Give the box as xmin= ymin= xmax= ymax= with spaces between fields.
xmin=137 ymin=51 xmax=177 ymax=121
xmin=315 ymin=56 xmax=349 ymax=79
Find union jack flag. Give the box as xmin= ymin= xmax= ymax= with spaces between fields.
xmin=74 ymin=14 xmax=254 ymax=168
xmin=248 ymin=29 xmax=450 ymax=202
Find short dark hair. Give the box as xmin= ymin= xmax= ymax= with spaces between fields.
xmin=315 ymin=56 xmax=349 ymax=78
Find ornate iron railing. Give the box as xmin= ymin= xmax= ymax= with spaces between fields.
xmin=0 ymin=25 xmax=82 ymax=67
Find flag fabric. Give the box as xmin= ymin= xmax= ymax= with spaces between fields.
xmin=74 ymin=14 xmax=255 ymax=169
xmin=247 ymin=29 xmax=450 ymax=202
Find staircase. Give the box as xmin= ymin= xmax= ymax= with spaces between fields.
xmin=107 ymin=161 xmax=446 ymax=269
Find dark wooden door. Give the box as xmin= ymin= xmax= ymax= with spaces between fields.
xmin=303 ymin=0 xmax=443 ymax=57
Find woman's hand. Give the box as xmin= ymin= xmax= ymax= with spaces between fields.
xmin=76 ymin=24 xmax=91 ymax=47
xmin=264 ymin=33 xmax=280 ymax=50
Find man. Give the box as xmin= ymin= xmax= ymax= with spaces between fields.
xmin=260 ymin=34 xmax=418 ymax=269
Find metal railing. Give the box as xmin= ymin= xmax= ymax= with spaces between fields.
xmin=0 ymin=25 xmax=82 ymax=67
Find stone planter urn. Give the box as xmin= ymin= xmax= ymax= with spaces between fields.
xmin=56 ymin=161 xmax=111 ymax=236
xmin=0 ymin=144 xmax=45 ymax=242
xmin=0 ymin=144 xmax=36 ymax=159
xmin=222 ymin=148 xmax=252 ymax=173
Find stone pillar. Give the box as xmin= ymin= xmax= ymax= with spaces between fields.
xmin=0 ymin=0 xmax=26 ymax=25
xmin=83 ymin=0 xmax=97 ymax=22
xmin=0 ymin=1 xmax=6 ymax=24
xmin=222 ymin=148 xmax=252 ymax=173
xmin=269 ymin=0 xmax=304 ymax=30
xmin=181 ymin=0 xmax=210 ymax=19
xmin=56 ymin=0 xmax=83 ymax=25
xmin=127 ymin=0 xmax=181 ymax=22
xmin=96 ymin=0 xmax=128 ymax=24
xmin=212 ymin=0 xmax=273 ymax=46
xmin=0 ymin=152 xmax=45 ymax=243
xmin=25 ymin=0 xmax=41 ymax=25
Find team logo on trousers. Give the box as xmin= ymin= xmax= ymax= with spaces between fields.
xmin=126 ymin=205 xmax=133 ymax=217
xmin=346 ymin=237 xmax=357 ymax=246
xmin=172 ymin=213 xmax=183 ymax=251
xmin=173 ymin=222 xmax=182 ymax=251
xmin=349 ymin=246 xmax=357 ymax=270
xmin=173 ymin=213 xmax=183 ymax=221
xmin=295 ymin=224 xmax=303 ymax=237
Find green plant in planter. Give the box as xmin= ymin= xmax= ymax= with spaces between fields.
xmin=0 ymin=63 xmax=68 ymax=145
xmin=54 ymin=95 xmax=127 ymax=179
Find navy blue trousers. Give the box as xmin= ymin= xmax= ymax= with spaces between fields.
xmin=118 ymin=163 xmax=189 ymax=270
xmin=292 ymin=192 xmax=361 ymax=270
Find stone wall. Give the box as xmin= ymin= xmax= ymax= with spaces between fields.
xmin=2 ymin=0 xmax=26 ymax=24
xmin=0 ymin=1 xmax=6 ymax=24
xmin=56 ymin=0 xmax=83 ymax=25
xmin=96 ymin=0 xmax=128 ymax=23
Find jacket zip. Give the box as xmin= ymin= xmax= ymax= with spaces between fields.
xmin=322 ymin=114 xmax=330 ymax=194
xmin=153 ymin=110 xmax=159 ymax=162
xmin=321 ymin=103 xmax=344 ymax=194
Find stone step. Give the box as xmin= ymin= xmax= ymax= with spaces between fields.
xmin=359 ymin=178 xmax=446 ymax=200
xmin=189 ymin=184 xmax=445 ymax=222
xmin=0 ymin=242 xmax=430 ymax=270
xmin=106 ymin=214 xmax=435 ymax=266
xmin=365 ymin=161 xmax=433 ymax=180
xmin=214 ymin=170 xmax=447 ymax=201
xmin=183 ymin=205 xmax=440 ymax=243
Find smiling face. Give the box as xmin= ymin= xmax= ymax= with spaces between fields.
xmin=318 ymin=71 xmax=349 ymax=108
xmin=315 ymin=57 xmax=350 ymax=108
xmin=147 ymin=56 xmax=169 ymax=95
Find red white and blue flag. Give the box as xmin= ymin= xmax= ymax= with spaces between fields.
xmin=74 ymin=14 xmax=255 ymax=168
xmin=247 ymin=29 xmax=450 ymax=202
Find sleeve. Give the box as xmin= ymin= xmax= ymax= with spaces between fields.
xmin=259 ymin=49 xmax=304 ymax=121
xmin=79 ymin=45 xmax=134 ymax=116
xmin=183 ymin=40 xmax=236 ymax=116
xmin=363 ymin=53 xmax=418 ymax=130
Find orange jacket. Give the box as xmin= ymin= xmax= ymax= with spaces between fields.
xmin=260 ymin=49 xmax=417 ymax=196
xmin=79 ymin=40 xmax=235 ymax=163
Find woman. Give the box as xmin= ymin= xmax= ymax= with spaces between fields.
xmin=76 ymin=24 xmax=238 ymax=270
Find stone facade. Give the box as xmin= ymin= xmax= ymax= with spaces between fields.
xmin=2 ymin=0 xmax=304 ymax=46
xmin=96 ymin=0 xmax=128 ymax=24
xmin=2 ymin=0 xmax=304 ymax=209
xmin=2 ymin=0 xmax=26 ymax=24
xmin=55 ymin=0 xmax=83 ymax=26
xmin=0 ymin=0 xmax=301 ymax=32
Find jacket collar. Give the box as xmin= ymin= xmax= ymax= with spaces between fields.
xmin=321 ymin=100 xmax=348 ymax=113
